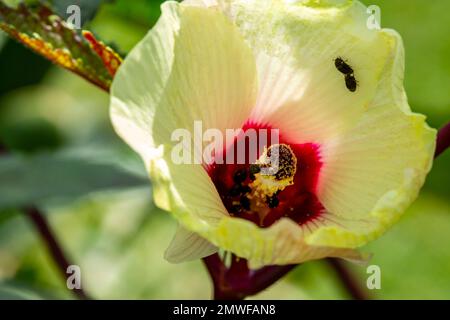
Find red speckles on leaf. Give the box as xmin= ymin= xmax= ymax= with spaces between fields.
xmin=0 ymin=2 xmax=122 ymax=92
xmin=82 ymin=31 xmax=122 ymax=77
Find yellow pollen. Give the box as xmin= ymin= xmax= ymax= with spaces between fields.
xmin=248 ymin=144 xmax=297 ymax=212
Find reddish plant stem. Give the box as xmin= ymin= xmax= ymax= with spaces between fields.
xmin=2 ymin=93 xmax=449 ymax=301
xmin=203 ymin=254 xmax=369 ymax=300
xmin=435 ymin=121 xmax=450 ymax=158
xmin=0 ymin=143 xmax=90 ymax=299
xmin=24 ymin=206 xmax=90 ymax=300
xmin=326 ymin=258 xmax=370 ymax=300
xmin=203 ymin=253 xmax=296 ymax=300
xmin=248 ymin=264 xmax=298 ymax=296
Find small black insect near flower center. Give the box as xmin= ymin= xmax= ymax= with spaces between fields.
xmin=345 ymin=74 xmax=357 ymax=92
xmin=335 ymin=57 xmax=358 ymax=92
xmin=335 ymin=57 xmax=354 ymax=75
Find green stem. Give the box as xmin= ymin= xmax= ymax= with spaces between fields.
xmin=326 ymin=258 xmax=370 ymax=300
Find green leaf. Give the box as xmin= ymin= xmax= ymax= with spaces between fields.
xmin=0 ymin=29 xmax=6 ymax=48
xmin=0 ymin=118 xmax=64 ymax=154
xmin=0 ymin=282 xmax=46 ymax=299
xmin=0 ymin=1 xmax=121 ymax=91
xmin=104 ymin=0 xmax=164 ymax=28
xmin=0 ymin=147 xmax=148 ymax=209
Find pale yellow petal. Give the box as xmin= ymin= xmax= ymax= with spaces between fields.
xmin=110 ymin=2 xmax=258 ymax=163
xmin=311 ymin=30 xmax=436 ymax=248
xmin=165 ymin=225 xmax=218 ymax=263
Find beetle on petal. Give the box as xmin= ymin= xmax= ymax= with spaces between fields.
xmin=109 ymin=0 xmax=436 ymax=268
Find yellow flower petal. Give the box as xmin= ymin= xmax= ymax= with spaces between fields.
xmin=110 ymin=2 xmax=258 ymax=162
xmin=165 ymin=225 xmax=218 ymax=263
xmin=313 ymin=30 xmax=436 ymax=248
xmin=207 ymin=0 xmax=392 ymax=143
xmin=110 ymin=0 xmax=436 ymax=267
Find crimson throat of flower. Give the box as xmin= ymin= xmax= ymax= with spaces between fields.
xmin=208 ymin=122 xmax=324 ymax=228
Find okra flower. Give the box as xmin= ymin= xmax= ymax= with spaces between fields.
xmin=110 ymin=0 xmax=436 ymax=268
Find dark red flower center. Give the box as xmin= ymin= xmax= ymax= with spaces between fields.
xmin=208 ymin=122 xmax=325 ymax=228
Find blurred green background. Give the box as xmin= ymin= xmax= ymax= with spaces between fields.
xmin=0 ymin=0 xmax=449 ymax=299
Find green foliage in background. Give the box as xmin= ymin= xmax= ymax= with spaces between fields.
xmin=0 ymin=0 xmax=449 ymax=299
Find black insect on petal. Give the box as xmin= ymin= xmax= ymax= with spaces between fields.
xmin=334 ymin=57 xmax=354 ymax=75
xmin=345 ymin=73 xmax=358 ymax=92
